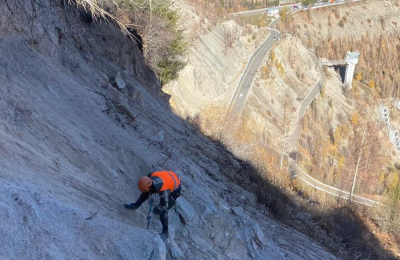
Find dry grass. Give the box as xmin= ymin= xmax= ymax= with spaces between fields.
xmin=72 ymin=0 xmax=132 ymax=35
xmin=199 ymin=104 xmax=227 ymax=137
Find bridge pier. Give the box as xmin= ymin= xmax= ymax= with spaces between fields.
xmin=343 ymin=51 xmax=360 ymax=89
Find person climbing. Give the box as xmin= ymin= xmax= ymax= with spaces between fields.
xmin=124 ymin=171 xmax=181 ymax=239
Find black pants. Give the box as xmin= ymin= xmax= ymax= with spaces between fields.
xmin=160 ymin=185 xmax=181 ymax=233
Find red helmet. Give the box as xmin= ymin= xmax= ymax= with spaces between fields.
xmin=138 ymin=176 xmax=152 ymax=192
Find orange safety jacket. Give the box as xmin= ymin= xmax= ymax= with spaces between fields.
xmin=150 ymin=171 xmax=181 ymax=193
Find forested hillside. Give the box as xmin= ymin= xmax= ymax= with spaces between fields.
xmin=278 ymin=0 xmax=400 ymax=249
xmin=167 ymin=0 xmax=400 ymax=258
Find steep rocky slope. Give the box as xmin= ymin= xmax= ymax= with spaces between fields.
xmin=0 ymin=0 xmax=339 ymax=259
xmin=165 ymin=0 xmax=400 ymax=259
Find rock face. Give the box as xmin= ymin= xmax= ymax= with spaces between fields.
xmin=0 ymin=0 xmax=337 ymax=259
xmin=0 ymin=180 xmax=167 ymax=260
xmin=176 ymin=197 xmax=196 ymax=224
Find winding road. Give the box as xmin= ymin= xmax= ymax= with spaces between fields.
xmin=225 ymin=19 xmax=280 ymax=120
xmin=227 ymin=3 xmax=380 ymax=207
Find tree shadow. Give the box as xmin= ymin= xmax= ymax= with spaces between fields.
xmin=216 ymin=154 xmax=397 ymax=259
xmin=188 ymin=127 xmax=397 ymax=259
xmin=333 ymin=65 xmax=347 ymax=84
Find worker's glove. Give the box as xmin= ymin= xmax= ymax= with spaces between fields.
xmin=153 ymin=205 xmax=163 ymax=215
xmin=124 ymin=202 xmax=139 ymax=210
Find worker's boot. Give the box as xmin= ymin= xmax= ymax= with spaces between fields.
xmin=160 ymin=211 xmax=169 ymax=240
xmin=160 ymin=230 xmax=169 ymax=241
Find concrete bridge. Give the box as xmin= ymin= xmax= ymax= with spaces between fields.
xmin=320 ymin=60 xmax=347 ymax=66
xmin=320 ymin=52 xmax=360 ymax=89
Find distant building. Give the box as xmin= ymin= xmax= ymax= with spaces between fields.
xmin=388 ymin=126 xmax=399 ymax=143
xmin=379 ymin=106 xmax=390 ymax=125
xmin=267 ymin=7 xmax=279 ymax=17
xmin=388 ymin=126 xmax=400 ymax=150
xmin=378 ymin=105 xmax=400 ymax=151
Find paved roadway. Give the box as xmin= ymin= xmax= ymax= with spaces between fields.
xmin=232 ymin=4 xmax=295 ymax=17
xmin=286 ymin=51 xmax=325 ymax=159
xmin=233 ymin=9 xmax=270 ymax=17
xmin=285 ymin=53 xmax=380 ymax=207
xmin=226 ymin=19 xmax=280 ymax=120
xmin=226 ymin=2 xmax=380 ymax=206
xmin=232 ymin=0 xmax=363 ymax=17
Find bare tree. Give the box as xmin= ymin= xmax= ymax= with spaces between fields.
xmin=349 ymin=125 xmax=367 ymax=200
xmin=348 ymin=116 xmax=381 ymax=199
xmin=280 ymin=89 xmax=294 ymax=170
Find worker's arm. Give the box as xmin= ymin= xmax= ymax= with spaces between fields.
xmin=135 ymin=192 xmax=150 ymax=206
xmin=124 ymin=191 xmax=150 ymax=210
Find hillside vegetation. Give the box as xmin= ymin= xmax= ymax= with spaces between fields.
xmin=278 ymin=0 xmax=400 ymax=250
xmin=165 ymin=0 xmax=400 ymax=259
xmin=281 ymin=0 xmax=400 ymax=98
xmin=75 ymin=0 xmax=187 ymax=84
